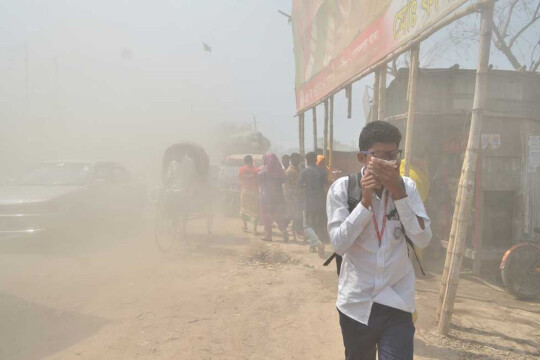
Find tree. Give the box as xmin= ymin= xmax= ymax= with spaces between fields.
xmin=492 ymin=0 xmax=540 ymax=71
xmin=387 ymin=0 xmax=540 ymax=74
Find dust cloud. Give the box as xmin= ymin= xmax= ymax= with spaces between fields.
xmin=0 ymin=0 xmax=296 ymax=184
xmin=1 ymin=1 xmax=539 ymax=360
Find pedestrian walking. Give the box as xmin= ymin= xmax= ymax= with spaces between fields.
xmin=259 ymin=153 xmax=289 ymax=242
xmin=285 ymin=152 xmax=304 ymax=241
xmin=316 ymin=155 xmax=326 ymax=169
xmin=281 ymin=154 xmax=290 ymax=170
xmin=299 ymin=152 xmax=328 ymax=255
xmin=326 ymin=121 xmax=432 ymax=360
xmin=239 ymin=155 xmax=259 ymax=233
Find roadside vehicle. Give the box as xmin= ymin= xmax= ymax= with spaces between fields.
xmin=500 ymin=227 xmax=540 ymax=299
xmin=154 ymin=143 xmax=215 ymax=252
xmin=0 ymin=161 xmax=145 ymax=240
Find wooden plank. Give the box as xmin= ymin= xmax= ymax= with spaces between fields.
xmin=329 ymin=96 xmax=334 ymax=181
xmin=378 ymin=65 xmax=387 ymax=122
xmin=299 ymin=112 xmax=305 ymax=157
xmin=473 ymin=159 xmax=484 ymax=276
xmin=323 ymin=99 xmax=329 ymax=160
xmin=346 ymin=85 xmax=352 ymax=119
xmin=402 ymin=45 xmax=420 ymax=177
xmin=312 ymin=107 xmax=318 ymax=152
xmin=371 ymin=70 xmax=380 ymax=122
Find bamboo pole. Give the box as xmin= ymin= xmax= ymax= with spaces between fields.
xmin=323 ymin=99 xmax=329 ymax=160
xmin=346 ymin=85 xmax=352 ymax=119
xmin=299 ymin=112 xmax=305 ymax=157
xmin=312 ymin=107 xmax=318 ymax=152
xmin=371 ymin=70 xmax=380 ymax=122
xmin=402 ymin=45 xmax=420 ymax=177
xmin=472 ymin=160 xmax=484 ymax=276
xmin=378 ymin=65 xmax=387 ymax=121
xmin=437 ymin=0 xmax=494 ymax=336
xmin=436 ymin=174 xmax=463 ymax=322
xmin=329 ymin=95 xmax=334 ymax=181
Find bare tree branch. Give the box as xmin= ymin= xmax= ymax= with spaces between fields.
xmin=419 ymin=0 xmax=539 ymax=72
xmin=530 ymin=40 xmax=540 ymax=69
xmin=508 ymin=0 xmax=540 ymax=48
xmin=532 ymin=57 xmax=540 ymax=71
xmin=493 ymin=25 xmax=523 ymax=69
xmin=503 ymin=0 xmax=521 ymax=37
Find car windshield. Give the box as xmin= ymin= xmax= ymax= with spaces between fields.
xmin=17 ymin=162 xmax=92 ymax=186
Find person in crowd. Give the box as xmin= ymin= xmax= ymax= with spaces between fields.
xmin=299 ymin=152 xmax=328 ymax=254
xmin=282 ymin=154 xmax=290 ymax=170
xmin=284 ymin=152 xmax=304 ymax=242
xmin=259 ymin=153 xmax=289 ymax=242
xmin=317 ymin=154 xmax=334 ymax=183
xmin=298 ymin=154 xmax=306 ymax=170
xmin=238 ymin=155 xmax=260 ymax=233
xmin=326 ymin=121 xmax=432 ymax=360
xmin=316 ymin=155 xmax=326 ymax=169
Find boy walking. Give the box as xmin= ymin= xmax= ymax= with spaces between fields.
xmin=326 ymin=121 xmax=432 ymax=360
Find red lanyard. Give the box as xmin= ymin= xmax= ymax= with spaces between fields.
xmin=371 ymin=192 xmax=389 ymax=248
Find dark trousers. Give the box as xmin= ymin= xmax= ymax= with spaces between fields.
xmin=304 ymin=209 xmax=329 ymax=243
xmin=338 ymin=303 xmax=415 ymax=360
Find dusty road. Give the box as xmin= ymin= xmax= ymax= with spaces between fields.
xmin=0 ymin=215 xmax=539 ymax=360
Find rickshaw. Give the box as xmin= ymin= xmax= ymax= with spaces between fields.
xmin=500 ymin=227 xmax=540 ymax=299
xmin=154 ymin=142 xmax=214 ymax=252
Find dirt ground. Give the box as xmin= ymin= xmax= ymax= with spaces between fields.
xmin=0 ymin=215 xmax=539 ymax=360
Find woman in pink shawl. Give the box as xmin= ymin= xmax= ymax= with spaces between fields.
xmin=258 ymin=153 xmax=289 ymax=242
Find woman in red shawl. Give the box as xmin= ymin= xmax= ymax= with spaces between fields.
xmin=258 ymin=153 xmax=289 ymax=242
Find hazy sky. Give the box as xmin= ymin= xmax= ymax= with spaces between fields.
xmin=0 ymin=0 xmax=300 ymax=176
xmin=0 ymin=0 xmax=535 ymax=178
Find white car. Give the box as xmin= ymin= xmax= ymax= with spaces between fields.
xmin=0 ymin=161 xmax=145 ymax=239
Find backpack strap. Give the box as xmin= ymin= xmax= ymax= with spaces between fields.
xmin=398 ymin=177 xmax=426 ymax=277
xmin=347 ymin=172 xmax=362 ymax=212
xmin=324 ymin=172 xmax=426 ymax=277
xmin=404 ymin=226 xmax=426 ymax=276
xmin=324 ymin=172 xmax=362 ymax=275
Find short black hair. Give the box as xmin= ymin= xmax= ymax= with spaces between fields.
xmin=305 ymin=152 xmax=317 ymax=165
xmin=244 ymin=155 xmax=253 ymax=165
xmin=290 ymin=152 xmax=300 ymax=166
xmin=358 ymin=121 xmax=402 ymax=151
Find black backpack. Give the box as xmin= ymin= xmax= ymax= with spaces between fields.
xmin=323 ymin=172 xmax=425 ymax=276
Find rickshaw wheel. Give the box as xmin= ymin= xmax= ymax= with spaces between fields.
xmin=501 ymin=244 xmax=540 ymax=299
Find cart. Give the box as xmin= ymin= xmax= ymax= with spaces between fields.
xmin=154 ymin=142 xmax=214 ymax=252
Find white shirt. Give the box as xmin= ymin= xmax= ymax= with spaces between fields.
xmin=326 ymin=172 xmax=432 ymax=325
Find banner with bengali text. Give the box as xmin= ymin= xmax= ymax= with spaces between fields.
xmin=292 ymin=0 xmax=467 ymax=112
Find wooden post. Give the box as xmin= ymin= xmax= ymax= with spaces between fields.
xmin=402 ymin=45 xmax=420 ymax=177
xmin=473 ymin=160 xmax=484 ymax=276
xmin=371 ymin=70 xmax=380 ymax=122
xmin=323 ymin=99 xmax=329 ymax=160
xmin=312 ymin=107 xmax=318 ymax=152
xmin=346 ymin=85 xmax=352 ymax=119
xmin=329 ymin=95 xmax=334 ymax=181
xmin=436 ymin=179 xmax=463 ymax=322
xmin=299 ymin=112 xmax=305 ymax=157
xmin=378 ymin=65 xmax=387 ymax=121
xmin=438 ymin=0 xmax=493 ymax=336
